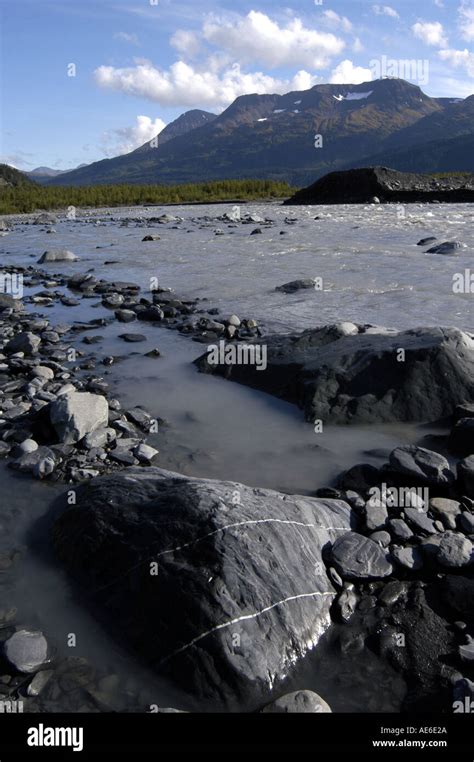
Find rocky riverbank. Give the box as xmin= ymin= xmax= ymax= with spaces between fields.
xmin=0 ymin=230 xmax=473 ymax=713
xmin=285 ymin=167 xmax=474 ymax=205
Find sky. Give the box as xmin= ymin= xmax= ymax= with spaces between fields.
xmin=1 ymin=0 xmax=473 ymax=171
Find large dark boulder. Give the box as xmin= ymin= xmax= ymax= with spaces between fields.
xmin=284 ymin=167 xmax=474 ymax=205
xmin=52 ymin=467 xmax=353 ymax=709
xmin=195 ymin=325 xmax=474 ymax=425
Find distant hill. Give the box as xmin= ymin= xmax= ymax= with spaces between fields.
xmin=0 ymin=164 xmax=36 ymax=188
xmin=27 ymin=164 xmax=89 ymax=185
xmin=45 ymin=79 xmax=474 ymax=187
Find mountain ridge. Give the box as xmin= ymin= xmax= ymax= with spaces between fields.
xmin=45 ymin=79 xmax=474 ymax=187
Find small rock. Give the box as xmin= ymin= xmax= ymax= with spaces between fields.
xmin=261 ymin=690 xmax=331 ymax=713
xmin=437 ymin=532 xmax=473 ymax=568
xmin=118 ymin=333 xmax=146 ymax=343
xmin=391 ymin=545 xmax=423 ymax=571
xmin=3 ymin=630 xmax=49 ymax=673
xmin=38 ymin=249 xmax=79 ymax=264
xmin=330 ymin=532 xmax=393 ymax=580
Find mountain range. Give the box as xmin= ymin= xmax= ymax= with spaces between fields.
xmin=41 ymin=79 xmax=474 ymax=187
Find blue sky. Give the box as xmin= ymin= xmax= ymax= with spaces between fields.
xmin=1 ymin=0 xmax=473 ymax=170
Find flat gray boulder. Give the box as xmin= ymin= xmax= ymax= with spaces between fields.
xmin=196 ymin=326 xmax=474 ymax=424
xmin=50 ymin=391 xmax=109 ymax=444
xmin=53 ymin=467 xmax=353 ymax=708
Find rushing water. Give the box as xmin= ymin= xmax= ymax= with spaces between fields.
xmin=0 ymin=202 xmax=472 ymax=712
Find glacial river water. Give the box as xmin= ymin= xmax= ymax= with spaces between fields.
xmin=0 ymin=202 xmax=472 ymax=711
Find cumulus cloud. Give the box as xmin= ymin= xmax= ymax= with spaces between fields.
xmin=438 ymin=47 xmax=474 ymax=77
xmin=330 ymin=59 xmax=373 ymax=84
xmin=372 ymin=5 xmax=400 ymax=19
xmin=201 ymin=11 xmax=345 ymax=69
xmin=100 ymin=115 xmax=167 ymax=157
xmin=95 ymin=60 xmax=322 ymax=108
xmin=170 ymin=29 xmax=201 ymax=58
xmin=412 ymin=21 xmax=448 ymax=46
xmin=458 ymin=1 xmax=474 ymax=41
xmin=322 ymin=10 xmax=353 ymax=32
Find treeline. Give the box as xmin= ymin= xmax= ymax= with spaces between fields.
xmin=0 ymin=179 xmax=296 ymax=214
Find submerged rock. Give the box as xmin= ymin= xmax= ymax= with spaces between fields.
xmin=195 ymin=326 xmax=474 ymax=425
xmin=53 ymin=467 xmax=353 ymax=708
xmin=275 ymin=279 xmax=316 ymax=293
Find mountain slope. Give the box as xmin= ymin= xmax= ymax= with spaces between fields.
xmin=47 ymin=79 xmax=473 ymax=187
xmin=0 ymin=164 xmax=36 ymax=188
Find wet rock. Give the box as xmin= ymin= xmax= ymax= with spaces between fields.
xmin=370 ymin=530 xmax=391 ymax=547
xmin=261 ymin=690 xmax=331 ymax=713
xmin=436 ymin=532 xmax=473 ymax=568
xmin=53 ymin=467 xmax=352 ymax=707
xmin=275 ymin=279 xmax=316 ymax=293
xmin=115 ymin=310 xmax=136 ymax=323
xmin=102 ymin=294 xmax=124 ymax=308
xmin=50 ymin=392 xmax=109 ymax=444
xmin=391 ymin=546 xmax=423 ymax=571
xmin=0 ymin=294 xmax=24 ymax=312
xmin=448 ymin=418 xmax=474 ymax=456
xmin=426 ymin=241 xmax=466 ymax=255
xmin=33 ymin=213 xmax=57 ymax=225
xmin=330 ymin=532 xmax=393 ymax=580
xmin=3 ymin=630 xmax=49 ymax=673
xmin=458 ymin=456 xmax=474 ymax=496
xmin=38 ymin=250 xmax=79 ymax=264
xmin=83 ymin=428 xmax=116 ymax=450
xmin=27 ymin=669 xmax=54 ymax=697
xmin=429 ymin=498 xmax=461 ymax=530
xmin=404 ymin=507 xmax=437 ymax=535
xmin=388 ymin=518 xmax=413 ymax=541
xmin=417 ymin=237 xmax=437 ymax=246
xmin=459 ymin=638 xmax=474 ymax=664
xmin=11 ymin=446 xmax=57 ymax=479
xmin=118 ymin=333 xmax=146 ymax=343
xmin=365 ymin=500 xmax=388 ymax=531
xmin=389 ymin=446 xmax=454 ymax=488
xmin=144 ymin=348 xmax=161 ymax=358
xmin=134 ymin=443 xmax=159 ymax=464
xmin=142 ymin=235 xmax=161 ymax=241
xmin=334 ymin=585 xmax=358 ymax=621
xmin=459 ymin=512 xmax=474 ymax=534
xmin=5 ymin=332 xmax=41 ymax=356
xmin=31 ymin=366 xmax=55 ymax=381
xmin=16 ymin=439 xmax=39 ymax=455
xmin=61 ymin=297 xmax=80 ymax=307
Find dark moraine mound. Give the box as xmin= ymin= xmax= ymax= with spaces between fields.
xmin=53 ymin=467 xmax=353 ymax=709
xmin=284 ymin=167 xmax=474 ymax=205
xmin=195 ymin=325 xmax=474 ymax=425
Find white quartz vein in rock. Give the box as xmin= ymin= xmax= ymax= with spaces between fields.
xmin=160 ymin=590 xmax=336 ymax=663
xmin=155 ymin=518 xmax=348 ymax=559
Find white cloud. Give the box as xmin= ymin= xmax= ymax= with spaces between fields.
xmin=434 ymin=0 xmax=444 ymax=7
xmin=353 ymin=37 xmax=364 ymax=52
xmin=438 ymin=47 xmax=474 ymax=77
xmin=100 ymin=115 xmax=167 ymax=157
xmin=114 ymin=32 xmax=139 ymax=45
xmin=94 ymin=60 xmax=319 ymax=109
xmin=170 ymin=29 xmax=201 ymax=58
xmin=372 ymin=5 xmax=400 ymax=18
xmin=459 ymin=1 xmax=474 ymax=41
xmin=330 ymin=59 xmax=373 ymax=84
xmin=201 ymin=10 xmax=345 ymax=69
xmin=412 ymin=21 xmax=448 ymax=47
xmin=322 ymin=10 xmax=353 ymax=32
